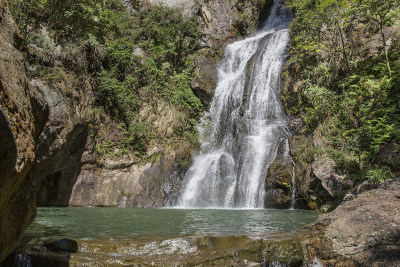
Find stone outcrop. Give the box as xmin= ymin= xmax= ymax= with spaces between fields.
xmin=146 ymin=0 xmax=196 ymax=17
xmin=32 ymin=78 xmax=91 ymax=206
xmin=145 ymin=0 xmax=268 ymax=46
xmin=312 ymin=157 xmax=353 ymax=198
xmin=265 ymin=157 xmax=294 ymax=209
xmin=69 ymin=155 xmax=183 ymax=207
xmin=144 ymin=0 xmax=269 ymax=109
xmin=302 ymin=179 xmax=400 ymax=266
xmin=190 ymin=54 xmax=217 ymax=107
xmin=0 ymin=1 xmax=48 ymax=261
xmin=287 ymin=131 xmax=355 ymax=211
xmin=195 ymin=0 xmax=268 ymax=47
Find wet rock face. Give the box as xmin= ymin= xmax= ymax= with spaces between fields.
xmin=302 ymin=179 xmax=400 ymax=266
xmin=0 ymin=1 xmax=48 ymax=261
xmin=265 ymin=157 xmax=294 ymax=209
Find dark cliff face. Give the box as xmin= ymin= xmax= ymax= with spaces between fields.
xmin=0 ymin=1 xmax=48 ymax=261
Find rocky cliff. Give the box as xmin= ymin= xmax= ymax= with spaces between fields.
xmin=31 ymin=0 xmax=270 ymax=208
xmin=0 ymin=0 xmax=48 ymax=261
xmin=0 ymin=0 xmax=269 ymax=260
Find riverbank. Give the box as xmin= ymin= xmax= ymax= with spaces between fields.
xmin=2 ymin=232 xmax=308 ymax=266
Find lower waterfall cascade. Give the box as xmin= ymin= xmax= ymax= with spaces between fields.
xmin=176 ymin=0 xmax=293 ymax=208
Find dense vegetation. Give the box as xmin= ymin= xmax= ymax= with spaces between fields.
xmin=9 ymin=0 xmax=204 ymax=159
xmin=284 ymin=0 xmax=400 ymax=183
xmin=8 ymin=0 xmax=398 ymax=183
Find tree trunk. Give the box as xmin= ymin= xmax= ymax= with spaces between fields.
xmin=336 ymin=21 xmax=350 ymax=71
xmin=380 ymin=23 xmax=392 ymax=78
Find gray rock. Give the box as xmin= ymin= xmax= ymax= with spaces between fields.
xmin=312 ymin=158 xmax=353 ymax=197
xmin=32 ymin=79 xmax=90 ymax=206
xmin=302 ymin=179 xmax=400 ymax=266
xmin=69 ymin=158 xmax=184 ymax=208
xmin=342 ymin=193 xmax=356 ymax=202
xmin=145 ymin=0 xmax=196 ymax=17
xmin=118 ymin=0 xmax=136 ymax=13
xmin=288 ymin=117 xmax=305 ymax=135
xmin=190 ymin=54 xmax=217 ymax=107
xmin=44 ymin=239 xmax=78 ymax=253
xmin=133 ymin=47 xmax=145 ymax=58
xmin=356 ymin=180 xmax=376 ymax=194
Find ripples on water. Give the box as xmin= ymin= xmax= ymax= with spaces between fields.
xmin=26 ymin=207 xmax=318 ymax=240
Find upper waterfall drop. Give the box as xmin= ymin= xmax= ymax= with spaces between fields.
xmin=176 ymin=0 xmax=292 ymax=208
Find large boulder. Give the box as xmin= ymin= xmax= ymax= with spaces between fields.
xmin=302 ymin=179 xmax=400 ymax=266
xmin=312 ymin=157 xmax=353 ymax=198
xmin=0 ymin=1 xmax=48 ymax=261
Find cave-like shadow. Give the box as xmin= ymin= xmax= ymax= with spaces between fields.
xmin=0 ymin=109 xmax=17 ymax=184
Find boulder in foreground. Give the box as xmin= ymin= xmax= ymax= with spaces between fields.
xmin=302 ymin=179 xmax=400 ymax=266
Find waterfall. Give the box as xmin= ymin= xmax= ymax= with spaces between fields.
xmin=176 ymin=0 xmax=292 ymax=208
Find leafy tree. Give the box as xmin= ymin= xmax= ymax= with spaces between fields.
xmin=355 ymin=0 xmax=398 ymax=77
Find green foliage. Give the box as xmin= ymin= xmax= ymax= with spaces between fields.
xmin=133 ymin=6 xmax=200 ymax=69
xmin=367 ymin=166 xmax=392 ymax=184
xmin=10 ymin=0 xmax=132 ymax=40
xmin=282 ymin=182 xmax=292 ymax=190
xmin=96 ymin=69 xmax=140 ymax=122
xmin=170 ymin=71 xmax=203 ymax=114
xmin=285 ymin=0 xmax=400 ymax=180
xmin=303 ymin=83 xmax=339 ymax=129
xmin=10 ymin=0 xmax=204 ymax=157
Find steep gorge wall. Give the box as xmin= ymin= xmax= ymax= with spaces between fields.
xmin=0 ymin=1 xmax=48 ymax=261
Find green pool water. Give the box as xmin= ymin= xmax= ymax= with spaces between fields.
xmin=25 ymin=207 xmax=318 ymax=240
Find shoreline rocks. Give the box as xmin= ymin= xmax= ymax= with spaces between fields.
xmin=302 ymin=179 xmax=400 ymax=266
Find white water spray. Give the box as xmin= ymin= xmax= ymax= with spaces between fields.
xmin=176 ymin=0 xmax=293 ymax=208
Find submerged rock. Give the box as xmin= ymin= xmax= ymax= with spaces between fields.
xmin=44 ymin=238 xmax=78 ymax=253
xmin=2 ymin=234 xmax=306 ymax=266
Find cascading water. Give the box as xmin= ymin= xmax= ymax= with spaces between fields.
xmin=176 ymin=0 xmax=293 ymax=208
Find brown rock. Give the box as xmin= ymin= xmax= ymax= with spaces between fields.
xmin=0 ymin=1 xmax=48 ymax=261
xmin=267 ymin=157 xmax=293 ymax=186
xmin=302 ymin=179 xmax=400 ymax=266
xmin=288 ymin=135 xmax=314 ymax=208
